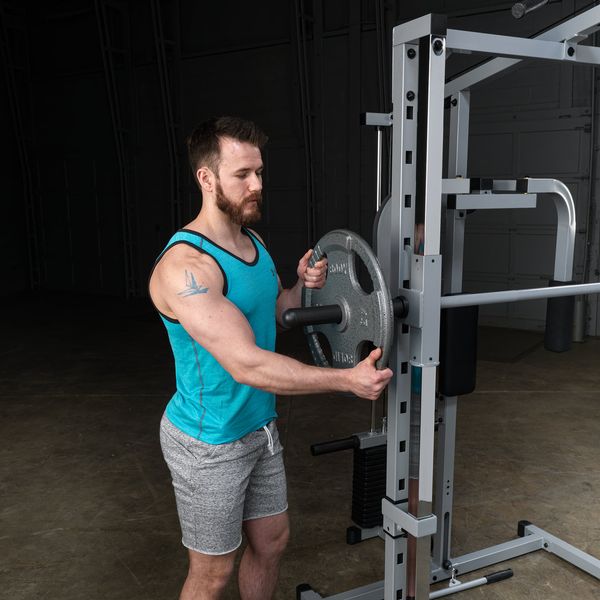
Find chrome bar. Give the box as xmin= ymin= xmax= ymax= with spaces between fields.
xmin=441 ymin=283 xmax=600 ymax=309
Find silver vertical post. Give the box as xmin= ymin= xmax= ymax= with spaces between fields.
xmin=433 ymin=89 xmax=470 ymax=573
xmin=381 ymin=36 xmax=418 ymax=600
xmin=411 ymin=29 xmax=446 ymax=600
xmin=371 ymin=126 xmax=384 ymax=434
xmin=383 ymin=14 xmax=447 ymax=600
xmin=376 ymin=127 xmax=383 ymax=211
xmin=444 ymin=90 xmax=470 ymax=293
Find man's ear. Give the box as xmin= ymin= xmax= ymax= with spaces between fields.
xmin=197 ymin=166 xmax=215 ymax=193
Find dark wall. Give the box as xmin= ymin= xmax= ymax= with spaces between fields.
xmin=1 ymin=0 xmax=398 ymax=295
xmin=0 ymin=60 xmax=30 ymax=295
xmin=2 ymin=0 xmax=598 ymax=316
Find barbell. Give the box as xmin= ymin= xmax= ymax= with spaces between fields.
xmin=282 ymin=229 xmax=600 ymax=370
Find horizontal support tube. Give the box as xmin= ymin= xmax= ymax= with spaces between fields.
xmin=440 ymin=282 xmax=600 ymax=309
xmin=284 ymin=284 xmax=600 ymax=329
xmin=448 ymin=192 xmax=537 ymax=210
xmin=444 ymin=5 xmax=600 ymax=98
xmin=446 ymin=28 xmax=566 ymax=60
xmin=446 ymin=28 xmax=600 ymax=65
xmin=429 ymin=569 xmax=513 ymax=599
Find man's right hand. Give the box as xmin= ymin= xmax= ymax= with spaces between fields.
xmin=348 ymin=348 xmax=393 ymax=400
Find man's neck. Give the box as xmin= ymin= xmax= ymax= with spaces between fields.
xmin=186 ymin=206 xmax=246 ymax=247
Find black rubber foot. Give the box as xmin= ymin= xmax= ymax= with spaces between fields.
xmin=296 ymin=583 xmax=313 ymax=600
xmin=518 ymin=520 xmax=532 ymax=537
xmin=346 ymin=525 xmax=362 ymax=545
xmin=485 ymin=568 xmax=514 ymax=584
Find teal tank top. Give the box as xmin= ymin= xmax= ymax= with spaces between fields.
xmin=153 ymin=228 xmax=279 ymax=444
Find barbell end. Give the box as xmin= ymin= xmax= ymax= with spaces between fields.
xmin=281 ymin=297 xmax=409 ymax=330
xmin=281 ymin=304 xmax=344 ymax=329
xmin=393 ymin=296 xmax=409 ymax=319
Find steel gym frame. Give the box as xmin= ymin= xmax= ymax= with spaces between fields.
xmin=298 ymin=5 xmax=600 ymax=600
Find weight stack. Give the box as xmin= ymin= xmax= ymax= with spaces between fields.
xmin=351 ymin=444 xmax=387 ymax=529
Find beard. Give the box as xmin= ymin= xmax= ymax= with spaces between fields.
xmin=215 ymin=181 xmax=262 ymax=226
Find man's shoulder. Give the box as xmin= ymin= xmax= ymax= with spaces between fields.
xmin=154 ymin=242 xmax=223 ymax=284
xmin=246 ymin=228 xmax=266 ymax=248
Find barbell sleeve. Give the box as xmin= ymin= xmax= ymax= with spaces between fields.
xmin=282 ymin=296 xmax=409 ymax=329
xmin=282 ymin=304 xmax=343 ymax=328
xmin=393 ymin=296 xmax=409 ymax=319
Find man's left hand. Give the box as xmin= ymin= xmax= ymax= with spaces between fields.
xmin=297 ymin=249 xmax=328 ymax=289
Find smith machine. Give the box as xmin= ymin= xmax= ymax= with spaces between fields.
xmin=283 ymin=4 xmax=600 ymax=600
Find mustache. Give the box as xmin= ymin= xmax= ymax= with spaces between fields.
xmin=245 ymin=192 xmax=262 ymax=204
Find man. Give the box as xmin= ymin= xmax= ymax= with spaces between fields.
xmin=149 ymin=116 xmax=393 ymax=600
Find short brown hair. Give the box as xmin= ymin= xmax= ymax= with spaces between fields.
xmin=186 ymin=116 xmax=268 ymax=177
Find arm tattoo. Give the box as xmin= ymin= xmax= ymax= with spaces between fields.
xmin=177 ymin=270 xmax=209 ymax=297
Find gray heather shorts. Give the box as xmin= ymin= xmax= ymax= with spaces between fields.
xmin=159 ymin=415 xmax=288 ymax=555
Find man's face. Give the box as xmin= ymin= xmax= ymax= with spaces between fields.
xmin=213 ymin=138 xmax=263 ymax=226
xmin=215 ymin=180 xmax=262 ymax=226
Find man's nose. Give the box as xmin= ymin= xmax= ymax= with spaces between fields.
xmin=248 ymin=173 xmax=262 ymax=192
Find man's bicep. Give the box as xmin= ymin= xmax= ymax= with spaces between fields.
xmin=177 ymin=292 xmax=256 ymax=355
xmin=163 ymin=263 xmax=256 ymax=358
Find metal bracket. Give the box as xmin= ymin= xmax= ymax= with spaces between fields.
xmin=356 ymin=430 xmax=387 ymax=449
xmin=442 ymin=177 xmax=471 ymax=195
xmin=382 ymin=498 xmax=437 ymax=538
xmin=361 ymin=112 xmax=392 ymax=127
xmin=410 ymin=254 xmax=442 ymax=367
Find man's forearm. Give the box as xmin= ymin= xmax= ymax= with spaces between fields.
xmin=276 ymin=280 xmax=303 ymax=325
xmin=233 ymin=346 xmax=350 ymax=395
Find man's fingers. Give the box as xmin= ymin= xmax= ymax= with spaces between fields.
xmin=368 ymin=347 xmax=382 ymax=365
xmin=300 ymin=250 xmax=312 ymax=264
xmin=301 ymin=254 xmax=328 ymax=289
xmin=298 ymin=249 xmax=312 ymax=271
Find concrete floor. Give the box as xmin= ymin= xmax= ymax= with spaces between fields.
xmin=1 ymin=293 xmax=599 ymax=600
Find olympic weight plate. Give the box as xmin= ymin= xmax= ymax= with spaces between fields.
xmin=302 ymin=229 xmax=394 ymax=369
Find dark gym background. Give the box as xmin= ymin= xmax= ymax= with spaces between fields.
xmin=1 ymin=1 xmax=599 ymax=599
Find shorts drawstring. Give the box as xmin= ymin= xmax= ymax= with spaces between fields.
xmin=262 ymin=424 xmax=275 ymax=455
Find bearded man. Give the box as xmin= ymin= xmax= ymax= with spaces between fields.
xmin=148 ymin=116 xmax=392 ymax=600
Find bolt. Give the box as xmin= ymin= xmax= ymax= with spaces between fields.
xmin=568 ymin=46 xmax=575 ymax=57
xmin=432 ymin=37 xmax=444 ymax=55
xmin=407 ymin=48 xmax=416 ymax=59
xmin=406 ymin=91 xmax=415 ymax=101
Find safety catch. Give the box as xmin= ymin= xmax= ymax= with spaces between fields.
xmin=381 ymin=498 xmax=437 ymax=538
